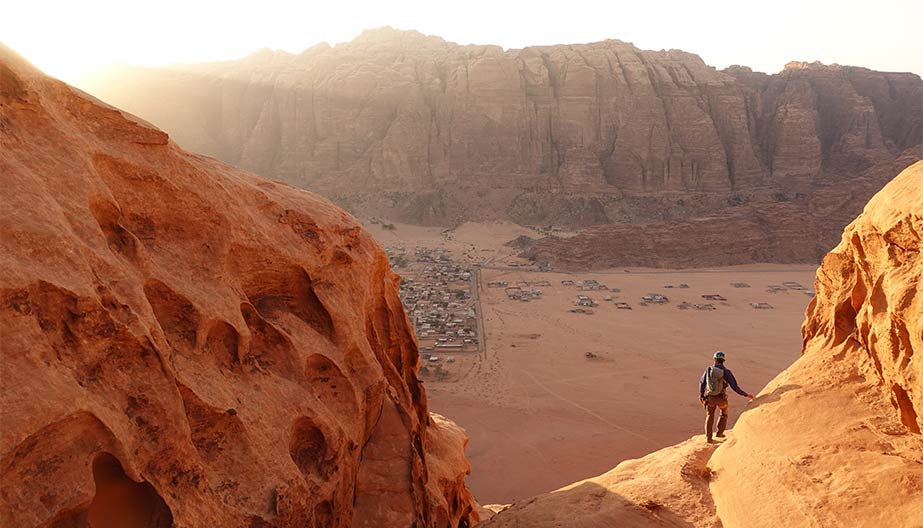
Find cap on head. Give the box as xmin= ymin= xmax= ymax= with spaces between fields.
xmin=713 ymin=351 xmax=726 ymax=361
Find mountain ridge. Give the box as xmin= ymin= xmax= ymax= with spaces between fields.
xmin=81 ymin=27 xmax=921 ymax=233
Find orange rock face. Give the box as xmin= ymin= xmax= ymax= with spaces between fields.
xmin=0 ymin=45 xmax=476 ymax=527
xmin=709 ymin=160 xmax=923 ymax=526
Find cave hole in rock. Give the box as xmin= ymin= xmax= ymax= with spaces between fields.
xmin=88 ymin=199 xmax=140 ymax=261
xmin=203 ymin=319 xmax=241 ymax=371
xmin=143 ymin=279 xmax=199 ymax=353
xmin=313 ymin=500 xmax=333 ymax=526
xmin=240 ymin=303 xmax=300 ymax=378
xmin=88 ymin=453 xmax=174 ymax=528
xmin=304 ymin=353 xmax=357 ymax=418
xmin=237 ymin=258 xmax=335 ymax=341
xmin=289 ymin=417 xmax=333 ymax=480
xmin=891 ymin=383 xmax=921 ymax=434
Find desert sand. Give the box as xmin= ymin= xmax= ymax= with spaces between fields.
xmin=367 ymin=221 xmax=816 ymax=503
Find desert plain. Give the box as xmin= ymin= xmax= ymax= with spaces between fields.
xmin=367 ymin=221 xmax=816 ymax=503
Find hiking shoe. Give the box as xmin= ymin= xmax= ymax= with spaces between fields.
xmin=716 ymin=433 xmax=725 ymax=438
xmin=706 ymin=438 xmax=716 ymax=444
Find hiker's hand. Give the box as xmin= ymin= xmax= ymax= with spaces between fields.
xmin=700 ymin=398 xmax=707 ymax=406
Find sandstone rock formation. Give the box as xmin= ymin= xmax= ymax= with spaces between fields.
xmin=83 ymin=28 xmax=921 ymax=231
xmin=482 ymin=161 xmax=923 ymax=527
xmin=480 ymin=437 xmax=721 ymax=527
xmin=709 ymin=160 xmax=923 ymax=526
xmin=0 ymin=44 xmax=476 ymax=527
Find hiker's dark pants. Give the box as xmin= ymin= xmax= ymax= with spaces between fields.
xmin=705 ymin=394 xmax=729 ymax=440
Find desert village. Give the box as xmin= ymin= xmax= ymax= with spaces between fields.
xmin=388 ymin=246 xmax=482 ymax=380
xmin=388 ymin=236 xmax=815 ymax=382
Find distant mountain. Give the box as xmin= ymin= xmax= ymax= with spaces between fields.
xmin=82 ymin=27 xmax=922 ymax=264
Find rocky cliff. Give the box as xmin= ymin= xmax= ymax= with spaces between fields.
xmin=83 ymin=28 xmax=920 ymax=230
xmin=482 ymin=161 xmax=923 ymax=527
xmin=709 ymin=159 xmax=923 ymax=526
xmin=0 ymin=45 xmax=476 ymax=527
xmin=523 ymin=151 xmax=922 ymax=268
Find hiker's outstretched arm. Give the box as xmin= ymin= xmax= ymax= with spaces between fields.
xmin=724 ymin=369 xmax=749 ymax=397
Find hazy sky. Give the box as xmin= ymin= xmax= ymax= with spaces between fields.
xmin=3 ymin=0 xmax=922 ymax=84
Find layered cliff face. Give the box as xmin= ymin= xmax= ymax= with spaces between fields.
xmin=523 ymin=151 xmax=921 ymax=268
xmin=83 ymin=28 xmax=921 ymax=232
xmin=482 ymin=162 xmax=923 ymax=527
xmin=0 ymin=45 xmax=476 ymax=527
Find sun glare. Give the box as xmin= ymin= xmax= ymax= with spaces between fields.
xmin=2 ymin=0 xmax=921 ymax=85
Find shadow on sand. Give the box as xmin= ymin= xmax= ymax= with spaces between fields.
xmin=481 ymin=480 xmax=703 ymax=527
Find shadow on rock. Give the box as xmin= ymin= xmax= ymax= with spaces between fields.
xmin=480 ymin=481 xmax=697 ymax=528
xmin=746 ymin=384 xmax=803 ymax=410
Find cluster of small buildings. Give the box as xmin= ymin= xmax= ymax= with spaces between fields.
xmin=575 ymin=295 xmax=598 ymax=307
xmin=678 ymin=302 xmax=716 ymax=311
xmin=641 ymin=293 xmax=670 ymax=305
xmin=389 ymin=246 xmax=481 ymax=358
xmin=575 ymin=279 xmax=615 ymax=292
xmin=506 ymin=287 xmax=543 ymax=302
xmin=767 ymin=282 xmax=815 ymax=296
xmin=497 ymin=280 xmax=549 ymax=302
xmin=663 ymin=283 xmax=690 ymax=289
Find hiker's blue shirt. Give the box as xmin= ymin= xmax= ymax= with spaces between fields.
xmin=699 ymin=363 xmax=748 ymax=398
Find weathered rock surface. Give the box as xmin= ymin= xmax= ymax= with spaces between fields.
xmin=481 ymin=437 xmax=721 ymax=528
xmin=481 ymin=162 xmax=923 ymax=527
xmin=83 ymin=28 xmax=921 ymax=233
xmin=709 ymin=160 xmax=923 ymax=526
xmin=0 ymin=44 xmax=476 ymax=527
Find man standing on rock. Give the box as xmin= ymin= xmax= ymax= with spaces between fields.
xmin=699 ymin=351 xmax=754 ymax=443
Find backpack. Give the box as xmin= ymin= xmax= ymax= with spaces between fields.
xmin=704 ymin=366 xmax=726 ymax=396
